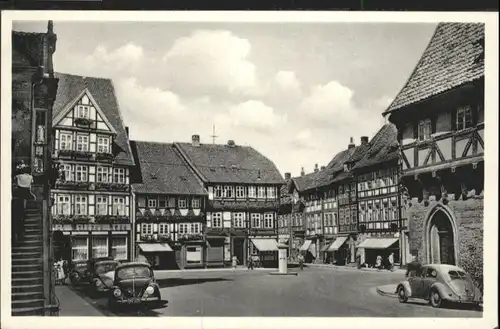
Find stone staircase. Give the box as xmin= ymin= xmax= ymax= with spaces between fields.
xmin=11 ymin=200 xmax=45 ymax=316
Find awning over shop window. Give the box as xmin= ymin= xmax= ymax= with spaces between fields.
xmin=299 ymin=240 xmax=312 ymax=251
xmin=320 ymin=241 xmax=333 ymax=251
xmin=138 ymin=243 xmax=173 ymax=253
xmin=251 ymin=238 xmax=278 ymax=252
xmin=327 ymin=236 xmax=348 ymax=251
xmin=357 ymin=238 xmax=399 ymax=249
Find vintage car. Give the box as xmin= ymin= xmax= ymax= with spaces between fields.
xmin=108 ymin=262 xmax=168 ymax=311
xmin=70 ymin=257 xmax=114 ymax=286
xmin=396 ymin=264 xmax=482 ymax=309
xmin=90 ymin=260 xmax=120 ymax=295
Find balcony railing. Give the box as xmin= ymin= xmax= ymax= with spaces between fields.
xmin=53 ymin=149 xmax=114 ymax=163
xmin=94 ymin=182 xmax=129 ymax=192
xmin=54 ymin=180 xmax=90 ymax=190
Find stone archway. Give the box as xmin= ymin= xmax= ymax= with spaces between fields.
xmin=425 ymin=206 xmax=458 ymax=265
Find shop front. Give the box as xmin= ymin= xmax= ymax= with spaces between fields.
xmin=326 ymin=235 xmax=349 ymax=265
xmin=250 ymin=238 xmax=278 ymax=268
xmin=299 ymin=239 xmax=317 ymax=263
xmin=205 ymin=236 xmax=225 ymax=268
xmin=356 ymin=237 xmax=400 ymax=268
xmin=137 ymin=241 xmax=175 ymax=270
xmin=320 ymin=238 xmax=334 ymax=264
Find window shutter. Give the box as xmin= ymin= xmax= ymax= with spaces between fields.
xmin=451 ymin=109 xmax=457 ymax=131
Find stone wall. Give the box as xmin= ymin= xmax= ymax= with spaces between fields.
xmin=406 ymin=195 xmax=483 ymax=290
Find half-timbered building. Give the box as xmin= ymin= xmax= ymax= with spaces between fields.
xmin=130 ymin=141 xmax=207 ymax=269
xmin=351 ymin=124 xmax=409 ymax=267
xmin=383 ymin=23 xmax=484 ymax=287
xmin=50 ymin=74 xmax=135 ymax=264
xmin=173 ymin=136 xmax=284 ymax=268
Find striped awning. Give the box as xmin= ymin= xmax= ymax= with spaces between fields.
xmin=327 ymin=236 xmax=348 ymax=251
xmin=299 ymin=240 xmax=313 ymax=251
xmin=138 ymin=243 xmax=173 ymax=253
xmin=251 ymin=238 xmax=278 ymax=252
xmin=357 ymin=238 xmax=399 ymax=249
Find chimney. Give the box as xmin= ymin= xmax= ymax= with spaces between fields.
xmin=361 ymin=136 xmax=369 ymax=145
xmin=314 ymin=164 xmax=319 ymax=173
xmin=348 ymin=136 xmax=355 ymax=149
xmin=300 ymin=167 xmax=305 ymax=176
xmin=321 ymin=166 xmax=326 ymax=170
xmin=227 ymin=140 xmax=235 ymax=147
xmin=192 ymin=134 xmax=200 ymax=147
xmin=284 ymin=172 xmax=291 ymax=180
xmin=125 ymin=126 xmax=129 ymax=137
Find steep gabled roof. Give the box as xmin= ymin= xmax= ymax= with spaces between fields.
xmin=53 ymin=73 xmax=134 ymax=166
xmin=130 ymin=141 xmax=206 ymax=195
xmin=317 ymin=147 xmax=357 ymax=188
xmin=353 ymin=124 xmax=399 ymax=170
xmin=292 ymin=170 xmax=323 ymax=193
xmin=175 ymin=142 xmax=284 ymax=185
xmin=384 ymin=23 xmax=484 ymax=115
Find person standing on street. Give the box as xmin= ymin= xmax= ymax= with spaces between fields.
xmin=247 ymin=256 xmax=254 ymax=270
xmin=232 ymin=255 xmax=238 ymax=270
xmin=388 ymin=252 xmax=395 ymax=271
xmin=297 ymin=253 xmax=305 ymax=270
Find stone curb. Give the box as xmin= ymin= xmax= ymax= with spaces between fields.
xmin=307 ymin=263 xmax=406 ymax=274
xmin=376 ymin=284 xmax=398 ymax=298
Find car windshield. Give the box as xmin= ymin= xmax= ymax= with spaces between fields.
xmin=95 ymin=262 xmax=118 ymax=274
xmin=116 ymin=266 xmax=151 ymax=280
xmin=448 ymin=270 xmax=472 ymax=281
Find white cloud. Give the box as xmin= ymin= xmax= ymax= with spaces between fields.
xmin=84 ymin=43 xmax=144 ymax=72
xmin=216 ymin=100 xmax=286 ymax=131
xmin=275 ymin=70 xmax=301 ymax=92
xmin=162 ymin=30 xmax=258 ymax=94
xmin=299 ymin=80 xmax=359 ymax=126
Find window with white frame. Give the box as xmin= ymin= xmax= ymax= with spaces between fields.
xmin=75 ymin=195 xmax=87 ymax=215
xmin=233 ymin=212 xmax=245 ymax=228
xmin=57 ymin=195 xmax=71 ymax=215
xmin=236 ymin=186 xmax=246 ymax=198
xmin=77 ymin=105 xmax=90 ymax=119
xmin=141 ymin=223 xmax=152 ymax=235
xmin=456 ymin=106 xmax=473 ymax=131
xmin=76 ymin=135 xmax=89 ymax=151
xmin=158 ymin=223 xmax=169 ymax=235
xmin=214 ymin=185 xmax=223 ymax=198
xmin=168 ymin=197 xmax=175 ymax=208
xmin=62 ymin=164 xmax=73 ymax=181
xmin=248 ymin=186 xmax=256 ymax=198
xmin=112 ymin=197 xmax=125 ymax=216
xmin=96 ymin=166 xmax=109 ymax=183
xmin=75 ymin=165 xmax=88 ymax=182
xmin=72 ymin=237 xmax=88 ymax=261
xmin=179 ymin=223 xmax=188 ymax=234
xmin=148 ymin=198 xmax=157 ymax=208
xmin=111 ymin=236 xmax=127 ymax=260
xmin=264 ymin=213 xmax=274 ymax=228
xmin=251 ymin=213 xmax=261 ymax=228
xmin=267 ymin=186 xmax=276 ymax=199
xmin=257 ymin=186 xmax=266 ymax=198
xmin=59 ymin=132 xmax=73 ymax=151
xmin=191 ymin=197 xmax=201 ymax=209
xmin=212 ymin=212 xmax=222 ymax=228
xmin=178 ymin=197 xmax=187 ymax=209
xmin=190 ymin=223 xmax=200 ymax=234
xmin=97 ymin=136 xmax=110 ymax=153
xmin=418 ymin=119 xmax=432 ymax=141
xmin=223 ymin=186 xmax=234 ymax=198
xmin=113 ymin=168 xmax=125 ymax=184
xmin=92 ymin=236 xmax=108 ymax=258
xmin=96 ymin=196 xmax=108 ymax=215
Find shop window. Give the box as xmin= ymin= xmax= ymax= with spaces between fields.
xmin=111 ymin=236 xmax=127 ymax=260
xmin=186 ymin=246 xmax=202 ymax=264
xmin=72 ymin=237 xmax=89 ymax=261
xmin=92 ymin=236 xmax=108 ymax=258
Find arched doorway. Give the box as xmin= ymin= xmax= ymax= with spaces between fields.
xmin=426 ymin=208 xmax=457 ymax=265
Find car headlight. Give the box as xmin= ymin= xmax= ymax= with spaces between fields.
xmin=95 ymin=280 xmax=103 ymax=287
xmin=145 ymin=286 xmax=155 ymax=295
xmin=113 ymin=288 xmax=122 ymax=297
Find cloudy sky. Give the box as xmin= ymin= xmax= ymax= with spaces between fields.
xmin=14 ymin=21 xmax=436 ymax=177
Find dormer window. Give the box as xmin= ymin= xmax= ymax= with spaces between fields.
xmin=77 ymin=105 xmax=90 ymax=119
xmin=418 ymin=119 xmax=432 ymax=141
xmin=456 ymin=106 xmax=473 ymax=131
xmin=343 ymin=164 xmax=349 ymax=172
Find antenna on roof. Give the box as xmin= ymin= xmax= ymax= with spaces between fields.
xmin=210 ymin=124 xmax=218 ymax=145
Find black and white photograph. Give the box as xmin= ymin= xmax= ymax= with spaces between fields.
xmin=1 ymin=10 xmax=498 ymax=329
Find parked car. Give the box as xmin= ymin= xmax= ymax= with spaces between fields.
xmin=108 ymin=262 xmax=168 ymax=311
xmin=70 ymin=257 xmax=114 ymax=286
xmin=90 ymin=260 xmax=120 ymax=296
xmin=396 ymin=264 xmax=482 ymax=309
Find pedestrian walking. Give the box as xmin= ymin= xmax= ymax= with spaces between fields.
xmin=14 ymin=163 xmax=36 ymax=207
xmin=375 ymin=255 xmax=382 ymax=270
xmin=297 ymin=253 xmax=305 ymax=270
xmin=232 ymin=255 xmax=238 ymax=270
xmin=247 ymin=257 xmax=254 ymax=270
xmin=54 ymin=257 xmax=66 ymax=285
xmin=388 ymin=252 xmax=395 ymax=271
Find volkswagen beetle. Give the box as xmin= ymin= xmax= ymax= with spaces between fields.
xmin=396 ymin=264 xmax=482 ymax=309
xmin=90 ymin=260 xmax=120 ymax=296
xmin=108 ymin=262 xmax=168 ymax=311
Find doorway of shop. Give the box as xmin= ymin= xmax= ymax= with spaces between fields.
xmin=233 ymin=238 xmax=245 ymax=265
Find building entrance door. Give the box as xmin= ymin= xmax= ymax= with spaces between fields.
xmin=428 ymin=209 xmax=456 ymax=265
xmin=233 ymin=238 xmax=245 ymax=264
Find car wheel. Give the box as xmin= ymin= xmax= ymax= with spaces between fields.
xmin=397 ymin=286 xmax=408 ymax=303
xmin=429 ymin=289 xmax=442 ymax=308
